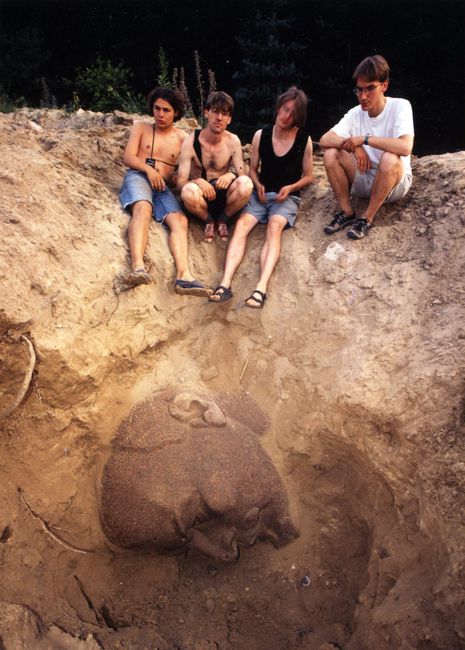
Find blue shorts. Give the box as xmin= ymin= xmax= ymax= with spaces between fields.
xmin=119 ymin=169 xmax=183 ymax=223
xmin=243 ymin=191 xmax=301 ymax=229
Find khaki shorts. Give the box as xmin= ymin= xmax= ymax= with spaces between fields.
xmin=351 ymin=165 xmax=412 ymax=203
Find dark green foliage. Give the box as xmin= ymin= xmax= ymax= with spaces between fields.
xmin=0 ymin=87 xmax=23 ymax=113
xmin=1 ymin=1 xmax=463 ymax=152
xmin=0 ymin=26 xmax=49 ymax=106
xmin=173 ymin=67 xmax=194 ymax=118
xmin=194 ymin=50 xmax=205 ymax=125
xmin=39 ymin=78 xmax=57 ymax=109
xmin=233 ymin=10 xmax=306 ymax=132
xmin=156 ymin=47 xmax=172 ymax=88
xmin=73 ymin=57 xmax=144 ymax=113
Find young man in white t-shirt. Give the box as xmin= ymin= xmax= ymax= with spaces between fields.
xmin=319 ymin=55 xmax=414 ymax=239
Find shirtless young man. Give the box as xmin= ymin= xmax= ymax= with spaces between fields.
xmin=319 ymin=55 xmax=414 ymax=240
xmin=119 ymin=86 xmax=211 ymax=295
xmin=177 ymin=91 xmax=253 ymax=243
xmin=208 ymin=87 xmax=313 ymax=309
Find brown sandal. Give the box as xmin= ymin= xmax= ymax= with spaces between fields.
xmin=245 ymin=290 xmax=267 ymax=309
xmin=208 ymin=285 xmax=233 ymax=303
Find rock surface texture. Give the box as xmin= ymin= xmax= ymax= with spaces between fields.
xmin=101 ymin=389 xmax=298 ymax=561
xmin=0 ymin=108 xmax=464 ymax=649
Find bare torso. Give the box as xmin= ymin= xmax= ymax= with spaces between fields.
xmin=127 ymin=121 xmax=186 ymax=181
xmin=190 ymin=130 xmax=243 ymax=181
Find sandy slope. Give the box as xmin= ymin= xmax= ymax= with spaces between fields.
xmin=0 ymin=108 xmax=464 ymax=649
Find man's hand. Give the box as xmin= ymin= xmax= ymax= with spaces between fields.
xmin=341 ymin=136 xmax=365 ymax=153
xmin=215 ymin=172 xmax=236 ymax=190
xmin=256 ymin=182 xmax=266 ymax=204
xmin=195 ymin=178 xmax=216 ymax=201
xmin=147 ymin=167 xmax=166 ymax=192
xmin=276 ymin=185 xmax=292 ymax=202
xmin=353 ymin=147 xmax=371 ymax=174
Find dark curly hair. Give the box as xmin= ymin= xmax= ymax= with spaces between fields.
xmin=146 ymin=87 xmax=185 ymax=120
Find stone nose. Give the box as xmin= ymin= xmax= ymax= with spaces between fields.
xmin=221 ymin=529 xmax=239 ymax=562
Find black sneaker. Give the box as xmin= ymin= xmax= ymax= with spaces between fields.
xmin=324 ymin=210 xmax=356 ymax=234
xmin=347 ymin=217 xmax=371 ymax=240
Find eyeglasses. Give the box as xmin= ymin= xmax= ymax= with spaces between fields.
xmin=353 ymin=84 xmax=382 ymax=96
xmin=208 ymin=108 xmax=231 ymax=117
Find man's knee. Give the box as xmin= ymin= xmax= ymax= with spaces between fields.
xmin=131 ymin=200 xmax=153 ymax=220
xmin=181 ymin=182 xmax=202 ymax=208
xmin=234 ymin=213 xmax=256 ymax=237
xmin=378 ymin=152 xmax=403 ymax=173
xmin=166 ymin=211 xmax=188 ymax=233
xmin=323 ymin=147 xmax=342 ymax=167
xmin=266 ymin=218 xmax=286 ymax=237
xmin=232 ymin=175 xmax=253 ymax=200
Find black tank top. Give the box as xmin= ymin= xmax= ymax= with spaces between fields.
xmin=193 ymin=129 xmax=207 ymax=179
xmin=258 ymin=125 xmax=307 ymax=196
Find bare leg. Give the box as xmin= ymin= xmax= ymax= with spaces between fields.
xmin=364 ymin=153 xmax=404 ymax=223
xmin=127 ymin=200 xmax=152 ymax=271
xmin=164 ymin=211 xmax=195 ymax=281
xmin=224 ymin=175 xmax=254 ymax=218
xmin=245 ymin=215 xmax=287 ymax=306
xmin=323 ymin=148 xmax=357 ymax=215
xmin=181 ymin=182 xmax=209 ymax=221
xmin=209 ymin=213 xmax=258 ymax=301
xmin=221 ymin=213 xmax=258 ymax=286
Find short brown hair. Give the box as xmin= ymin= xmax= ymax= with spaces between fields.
xmin=205 ymin=91 xmax=234 ymax=115
xmin=147 ymin=87 xmax=185 ymax=120
xmin=275 ymin=87 xmax=308 ymax=129
xmin=352 ymin=55 xmax=390 ymax=83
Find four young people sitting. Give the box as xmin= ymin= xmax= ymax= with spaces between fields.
xmin=119 ymin=55 xmax=414 ymax=306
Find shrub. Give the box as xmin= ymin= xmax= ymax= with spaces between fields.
xmin=74 ymin=56 xmax=140 ymax=112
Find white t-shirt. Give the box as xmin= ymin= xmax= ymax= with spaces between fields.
xmin=331 ymin=97 xmax=414 ymax=175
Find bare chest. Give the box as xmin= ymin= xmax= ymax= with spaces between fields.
xmin=271 ymin=134 xmax=296 ymax=157
xmin=196 ymin=140 xmax=232 ymax=173
xmin=138 ymin=126 xmax=182 ymax=166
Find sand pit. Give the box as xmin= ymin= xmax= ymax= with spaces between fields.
xmin=0 ymin=109 xmax=464 ymax=649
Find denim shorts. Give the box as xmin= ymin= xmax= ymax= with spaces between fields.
xmin=119 ymin=169 xmax=183 ymax=223
xmin=243 ymin=191 xmax=301 ymax=228
xmin=351 ymin=166 xmax=412 ymax=203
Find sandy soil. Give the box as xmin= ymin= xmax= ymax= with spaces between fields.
xmin=0 ymin=108 xmax=464 ymax=649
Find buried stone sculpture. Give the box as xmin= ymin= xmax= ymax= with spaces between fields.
xmin=100 ymin=389 xmax=298 ymax=562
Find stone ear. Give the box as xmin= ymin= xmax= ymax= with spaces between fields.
xmin=169 ymin=392 xmax=226 ymax=427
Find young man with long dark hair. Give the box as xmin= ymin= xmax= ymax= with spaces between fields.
xmin=119 ymin=87 xmax=211 ymax=295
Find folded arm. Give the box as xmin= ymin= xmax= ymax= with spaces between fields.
xmin=320 ymin=129 xmax=413 ymax=157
